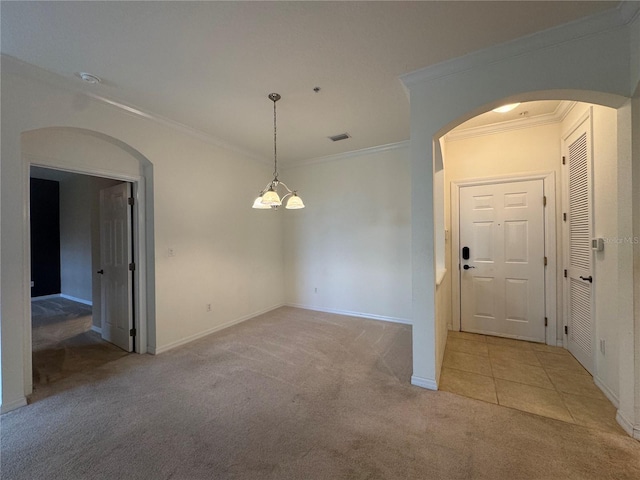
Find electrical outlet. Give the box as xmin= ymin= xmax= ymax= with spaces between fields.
xmin=30 ymin=281 xmax=34 ymax=288
xmin=314 ymin=287 xmax=318 ymax=293
xmin=206 ymin=303 xmax=212 ymax=312
xmin=168 ymin=248 xmax=176 ymax=257
xmin=600 ymin=339 xmax=606 ymax=355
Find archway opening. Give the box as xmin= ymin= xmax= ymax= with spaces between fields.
xmin=433 ymin=94 xmax=630 ymax=435
xmin=20 ymin=127 xmax=155 ymax=401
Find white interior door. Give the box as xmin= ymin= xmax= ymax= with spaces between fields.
xmin=564 ymin=117 xmax=595 ymax=374
xmin=459 ymin=179 xmax=546 ymax=342
xmin=99 ymin=182 xmax=133 ymax=352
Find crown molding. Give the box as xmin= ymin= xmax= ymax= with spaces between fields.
xmin=619 ymin=0 xmax=640 ymax=25
xmin=1 ymin=54 xmax=270 ymax=165
xmin=4 ymin=54 xmax=409 ymax=170
xmin=444 ymin=101 xmax=577 ymax=142
xmin=401 ymin=4 xmax=637 ymax=89
xmin=284 ymin=140 xmax=409 ymax=170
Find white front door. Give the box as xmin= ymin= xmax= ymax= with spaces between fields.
xmin=99 ymin=183 xmax=133 ymax=352
xmin=564 ymin=116 xmax=595 ymax=374
xmin=459 ymin=179 xmax=546 ymax=342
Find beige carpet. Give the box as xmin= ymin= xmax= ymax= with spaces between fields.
xmin=2 ymin=307 xmax=639 ymax=479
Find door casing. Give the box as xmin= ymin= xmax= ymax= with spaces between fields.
xmin=561 ymin=107 xmax=596 ymax=372
xmin=451 ymin=172 xmax=557 ymax=346
xmin=24 ymin=158 xmax=148 ymax=395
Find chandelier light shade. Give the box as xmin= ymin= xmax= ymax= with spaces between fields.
xmin=285 ymin=193 xmax=305 ymax=209
xmin=252 ymin=93 xmax=305 ymax=210
xmin=252 ymin=195 xmax=271 ymax=209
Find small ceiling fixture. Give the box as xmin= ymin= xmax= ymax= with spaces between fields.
xmin=252 ymin=93 xmax=305 ymax=210
xmin=76 ymin=72 xmax=102 ymax=84
xmin=329 ymin=133 xmax=351 ymax=142
xmin=492 ymin=103 xmax=520 ymax=113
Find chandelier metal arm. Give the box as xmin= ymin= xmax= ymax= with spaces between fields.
xmin=275 ymin=181 xmax=293 ymax=194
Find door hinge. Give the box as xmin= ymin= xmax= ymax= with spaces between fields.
xmin=562 ymin=156 xmax=566 ymax=165
xmin=128 ymin=197 xmax=135 ymax=206
xmin=545 ymin=317 xmax=548 ymax=327
xmin=564 ymin=325 xmax=568 ymax=335
xmin=130 ymin=328 xmax=136 ymax=337
xmin=544 ymin=256 xmax=548 ymax=266
xmin=129 ymin=262 xmax=135 ymax=271
xmin=564 ymin=269 xmax=568 ymax=278
xmin=563 ymin=212 xmax=567 ymax=222
xmin=543 ymin=196 xmax=547 ymax=207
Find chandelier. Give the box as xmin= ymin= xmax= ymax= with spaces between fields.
xmin=252 ymin=93 xmax=305 ymax=210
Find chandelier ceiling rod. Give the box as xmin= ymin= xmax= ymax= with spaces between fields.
xmin=252 ymin=93 xmax=305 ymax=210
xmin=270 ymin=92 xmax=280 ymax=181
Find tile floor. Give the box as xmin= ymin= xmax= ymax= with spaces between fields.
xmin=440 ymin=330 xmax=625 ymax=435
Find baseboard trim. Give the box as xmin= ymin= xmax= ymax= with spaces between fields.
xmin=411 ymin=375 xmax=438 ymax=390
xmin=594 ymin=375 xmax=619 ymax=408
xmin=151 ymin=304 xmax=284 ymax=355
xmin=91 ymin=325 xmax=102 ymax=335
xmin=1 ymin=396 xmax=27 ymax=414
xmin=31 ymin=293 xmax=61 ymax=301
xmin=31 ymin=293 xmax=92 ymax=306
xmin=615 ymin=411 xmax=640 ymax=439
xmin=60 ymin=294 xmax=92 ymax=306
xmin=285 ymin=303 xmax=412 ymax=325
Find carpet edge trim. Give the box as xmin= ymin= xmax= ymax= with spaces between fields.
xmin=1 ymin=396 xmax=28 ymax=414
xmin=59 ymin=294 xmax=92 ymax=306
xmin=594 ymin=375 xmax=619 ymax=408
xmin=615 ymin=410 xmax=640 ymax=439
xmin=411 ymin=375 xmax=438 ymax=390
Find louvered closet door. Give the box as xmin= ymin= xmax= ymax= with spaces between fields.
xmin=565 ymin=118 xmax=594 ymax=374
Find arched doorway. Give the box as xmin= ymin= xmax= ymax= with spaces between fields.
xmin=436 ymin=99 xmax=624 ymax=432
xmin=20 ymin=127 xmax=155 ymax=400
xmin=400 ymin=9 xmax=638 ymax=437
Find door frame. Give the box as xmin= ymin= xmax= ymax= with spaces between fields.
xmin=24 ymin=157 xmax=148 ymax=392
xmin=560 ymin=107 xmax=596 ymax=363
xmin=451 ymin=172 xmax=557 ymax=345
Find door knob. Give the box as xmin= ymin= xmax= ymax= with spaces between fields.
xmin=579 ymin=275 xmax=593 ymax=283
xmin=463 ymin=265 xmax=476 ymax=270
xmin=97 ymin=269 xmax=104 ymax=275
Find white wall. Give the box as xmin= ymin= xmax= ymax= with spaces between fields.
xmin=282 ymin=145 xmax=411 ymax=324
xmin=59 ymin=175 xmax=93 ymax=303
xmin=631 ymin=89 xmax=640 ymax=439
xmin=592 ymin=105 xmax=621 ymax=402
xmin=1 ymin=57 xmax=284 ymax=410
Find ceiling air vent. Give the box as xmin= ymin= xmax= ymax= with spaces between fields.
xmin=328 ymin=133 xmax=351 ymax=142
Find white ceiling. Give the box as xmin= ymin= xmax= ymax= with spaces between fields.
xmin=1 ymin=1 xmax=618 ymax=165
